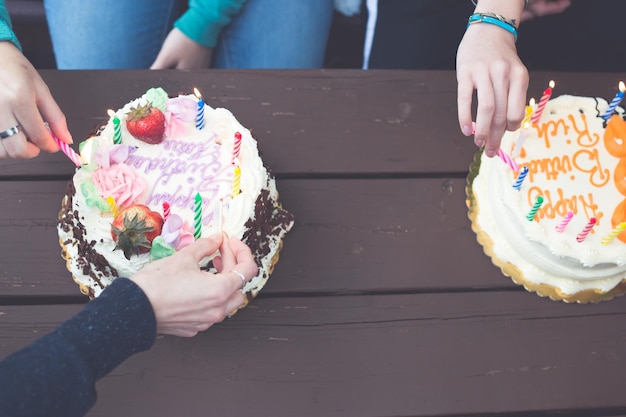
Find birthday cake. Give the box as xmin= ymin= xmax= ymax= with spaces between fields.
xmin=467 ymin=94 xmax=626 ymax=303
xmin=57 ymin=87 xmax=294 ymax=308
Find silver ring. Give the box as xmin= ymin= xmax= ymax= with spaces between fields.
xmin=0 ymin=125 xmax=21 ymax=139
xmin=231 ymin=269 xmax=247 ymax=290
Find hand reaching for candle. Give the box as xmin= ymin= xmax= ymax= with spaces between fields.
xmin=456 ymin=0 xmax=529 ymax=158
xmin=0 ymin=41 xmax=73 ymax=159
xmin=151 ymin=28 xmax=213 ymax=70
xmin=130 ymin=233 xmax=258 ymax=337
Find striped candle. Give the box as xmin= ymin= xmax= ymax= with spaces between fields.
xmin=512 ymin=166 xmax=529 ymax=190
xmin=531 ymin=80 xmax=555 ymax=124
xmin=194 ymin=88 xmax=205 ymax=130
xmin=497 ymin=148 xmax=519 ymax=172
xmin=600 ymin=222 xmax=626 ymax=245
xmin=526 ymin=196 xmax=544 ymax=221
xmin=162 ymin=201 xmax=170 ymax=220
xmin=107 ymin=109 xmax=122 ymax=145
xmin=576 ymin=217 xmax=596 ymax=243
xmin=193 ymin=193 xmax=202 ymax=239
xmin=232 ymin=132 xmax=242 ymax=164
xmin=51 ymin=132 xmax=82 ymax=166
xmin=602 ymin=81 xmax=625 ymax=120
xmin=231 ymin=166 xmax=241 ymax=198
xmin=555 ymin=211 xmax=574 ymax=233
xmin=106 ymin=196 xmax=118 ymax=217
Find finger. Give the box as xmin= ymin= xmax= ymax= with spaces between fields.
xmin=505 ymin=65 xmax=529 ymax=132
xmin=12 ymin=83 xmax=60 ymax=154
xmin=178 ymin=233 xmax=223 ymax=263
xmin=473 ymin=70 xmax=496 ymax=152
xmin=225 ymin=291 xmax=246 ymax=317
xmin=456 ymin=70 xmax=476 ymax=137
xmin=228 ymin=237 xmax=259 ymax=279
xmin=484 ymin=64 xmax=510 ymax=157
xmin=35 ymin=78 xmax=73 ymax=148
xmin=0 ymin=130 xmax=40 ymax=159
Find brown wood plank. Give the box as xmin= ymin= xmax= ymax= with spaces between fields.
xmin=0 ymin=178 xmax=514 ymax=297
xmin=1 ymin=292 xmax=626 ymax=417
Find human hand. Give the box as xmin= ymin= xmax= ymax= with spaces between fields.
xmin=456 ymin=24 xmax=529 ymax=157
xmin=151 ymin=28 xmax=213 ymax=69
xmin=0 ymin=41 xmax=72 ymax=159
xmin=131 ymin=233 xmax=258 ymax=337
xmin=522 ymin=0 xmax=571 ymax=22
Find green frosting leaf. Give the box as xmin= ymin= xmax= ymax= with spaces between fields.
xmin=151 ymin=236 xmax=176 ymax=260
xmin=144 ymin=88 xmax=168 ymax=111
xmin=80 ymin=181 xmax=108 ymax=211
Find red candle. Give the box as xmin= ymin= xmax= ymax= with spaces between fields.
xmin=531 ymin=80 xmax=555 ymax=124
xmin=576 ymin=217 xmax=596 ymax=243
xmin=162 ymin=201 xmax=170 ymax=220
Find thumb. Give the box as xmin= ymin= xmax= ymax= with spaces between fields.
xmin=179 ymin=233 xmax=223 ymax=262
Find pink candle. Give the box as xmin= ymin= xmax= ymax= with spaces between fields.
xmin=162 ymin=201 xmax=171 ymax=220
xmin=51 ymin=132 xmax=82 ymax=166
xmin=497 ymin=148 xmax=519 ymax=172
xmin=232 ymin=131 xmax=242 ymax=165
xmin=555 ymin=211 xmax=573 ymax=233
xmin=531 ymin=80 xmax=555 ymax=124
xmin=576 ymin=217 xmax=596 ymax=243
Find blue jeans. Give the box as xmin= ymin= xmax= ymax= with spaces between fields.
xmin=44 ymin=0 xmax=334 ymax=69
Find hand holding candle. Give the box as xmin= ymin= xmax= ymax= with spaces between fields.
xmin=50 ymin=130 xmax=82 ymax=166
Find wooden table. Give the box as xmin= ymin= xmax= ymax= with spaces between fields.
xmin=1 ymin=70 xmax=626 ymax=417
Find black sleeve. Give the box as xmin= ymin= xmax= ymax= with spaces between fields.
xmin=0 ymin=278 xmax=157 ymax=417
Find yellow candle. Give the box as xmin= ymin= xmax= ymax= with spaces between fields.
xmin=232 ymin=166 xmax=241 ymax=198
xmin=601 ymin=222 xmax=626 ymax=245
xmin=106 ymin=196 xmax=118 ymax=217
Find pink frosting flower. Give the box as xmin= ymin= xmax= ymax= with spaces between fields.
xmin=160 ymin=214 xmax=195 ymax=250
xmin=92 ymin=163 xmax=147 ymax=209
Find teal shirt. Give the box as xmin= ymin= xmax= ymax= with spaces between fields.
xmin=0 ymin=0 xmax=21 ymax=50
xmin=174 ymin=0 xmax=248 ymax=48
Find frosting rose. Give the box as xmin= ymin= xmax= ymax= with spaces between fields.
xmin=160 ymin=214 xmax=195 ymax=250
xmin=92 ymin=163 xmax=147 ymax=209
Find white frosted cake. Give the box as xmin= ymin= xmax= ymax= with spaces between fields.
xmin=58 ymin=87 xmax=294 ymax=308
xmin=468 ymin=95 xmax=626 ymax=303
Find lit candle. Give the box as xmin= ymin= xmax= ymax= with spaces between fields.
xmin=107 ymin=109 xmax=122 ymax=145
xmin=232 ymin=166 xmax=241 ymax=198
xmin=106 ymin=196 xmax=119 ymax=217
xmin=523 ymin=98 xmax=535 ymax=126
xmin=555 ymin=211 xmax=574 ymax=233
xmin=602 ymin=81 xmax=626 ymax=120
xmin=194 ymin=87 xmax=205 ymax=130
xmin=497 ymin=148 xmax=519 ymax=172
xmin=526 ymin=196 xmax=544 ymax=221
xmin=576 ymin=217 xmax=596 ymax=243
xmin=512 ymin=166 xmax=529 ymax=190
xmin=232 ymin=131 xmax=242 ymax=164
xmin=193 ymin=193 xmax=202 ymax=239
xmin=51 ymin=132 xmax=82 ymax=166
xmin=600 ymin=222 xmax=626 ymax=245
xmin=531 ymin=80 xmax=555 ymax=124
xmin=162 ymin=201 xmax=170 ymax=220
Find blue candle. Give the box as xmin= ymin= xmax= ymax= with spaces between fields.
xmin=194 ymin=87 xmax=205 ymax=130
xmin=603 ymin=81 xmax=625 ymax=120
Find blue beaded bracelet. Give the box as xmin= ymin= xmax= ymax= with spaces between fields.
xmin=467 ymin=13 xmax=518 ymax=42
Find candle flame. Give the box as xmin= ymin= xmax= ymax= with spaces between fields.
xmin=548 ymin=80 xmax=555 ymax=88
xmin=619 ymin=81 xmax=625 ymax=93
xmin=107 ymin=109 xmax=116 ymax=118
xmin=529 ymin=98 xmax=535 ymax=106
xmin=193 ymin=87 xmax=202 ymax=99
xmin=80 ymin=137 xmax=94 ymax=164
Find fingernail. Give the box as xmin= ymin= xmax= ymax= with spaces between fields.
xmin=475 ymin=139 xmax=485 ymax=148
xmin=486 ymin=149 xmax=496 ymax=158
xmin=462 ymin=125 xmax=472 ymax=136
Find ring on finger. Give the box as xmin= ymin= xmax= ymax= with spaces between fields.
xmin=0 ymin=125 xmax=21 ymax=139
xmin=231 ymin=269 xmax=247 ymax=291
